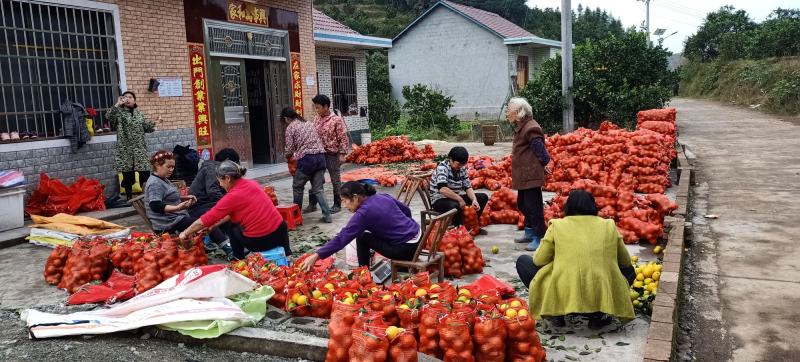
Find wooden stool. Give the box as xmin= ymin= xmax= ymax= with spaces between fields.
xmin=276 ymin=204 xmax=303 ymax=230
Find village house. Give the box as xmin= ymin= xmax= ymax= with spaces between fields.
xmin=389 ymin=0 xmax=561 ymax=119
xmin=0 ymin=0 xmax=389 ymax=197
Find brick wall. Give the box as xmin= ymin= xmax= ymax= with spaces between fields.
xmin=265 ymin=0 xmax=317 ymax=118
xmin=315 ymin=47 xmax=369 ymax=132
xmin=102 ymin=0 xmax=194 ymax=130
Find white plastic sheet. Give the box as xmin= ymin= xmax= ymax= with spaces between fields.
xmin=24 ymin=265 xmax=256 ymax=339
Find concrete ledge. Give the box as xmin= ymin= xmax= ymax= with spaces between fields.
xmin=641 ymin=144 xmax=693 ymax=362
xmin=148 ymin=326 xmax=329 ymax=361
xmin=285 ymin=316 xmax=330 ymax=338
xmin=0 ymin=206 xmax=137 ymax=250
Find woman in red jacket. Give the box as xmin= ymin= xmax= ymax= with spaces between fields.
xmin=179 ymin=160 xmax=289 ymax=259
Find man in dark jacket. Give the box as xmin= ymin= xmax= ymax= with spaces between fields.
xmin=188 ymin=148 xmax=240 ymax=259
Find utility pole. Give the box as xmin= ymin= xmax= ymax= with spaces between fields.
xmin=642 ymin=0 xmax=652 ymax=46
xmin=561 ymin=0 xmax=574 ymax=132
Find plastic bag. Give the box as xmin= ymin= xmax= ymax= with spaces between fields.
xmin=25 ymin=173 xmax=106 ymax=216
xmin=158 ymin=285 xmax=273 ymax=339
xmin=67 ymin=270 xmax=136 ymax=305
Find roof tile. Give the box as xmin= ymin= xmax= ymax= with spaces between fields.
xmin=443 ymin=1 xmax=533 ymax=39
xmin=313 ymin=8 xmax=360 ymax=35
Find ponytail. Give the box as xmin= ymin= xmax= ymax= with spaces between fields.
xmin=216 ymin=160 xmax=247 ymax=179
xmin=340 ymin=181 xmax=376 ymax=199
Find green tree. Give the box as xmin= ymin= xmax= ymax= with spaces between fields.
xmin=401 ymin=84 xmax=460 ymax=134
xmin=745 ymin=8 xmax=800 ymax=59
xmin=520 ymin=31 xmax=676 ymax=133
xmin=366 ymin=51 xmax=400 ymax=131
xmin=683 ymin=6 xmax=756 ymax=62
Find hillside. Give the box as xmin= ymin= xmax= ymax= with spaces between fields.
xmin=679 ymin=57 xmax=800 ymax=116
xmin=313 ymin=0 xmax=622 ymax=42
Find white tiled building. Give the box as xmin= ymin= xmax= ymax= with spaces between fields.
xmin=313 ymin=9 xmax=391 ymax=144
xmin=389 ymin=1 xmax=561 ymax=119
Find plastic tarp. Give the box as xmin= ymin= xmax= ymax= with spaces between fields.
xmin=24 ymin=265 xmax=256 ymax=338
xmin=159 ymin=285 xmax=274 ymax=339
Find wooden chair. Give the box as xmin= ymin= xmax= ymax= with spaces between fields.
xmin=128 ymin=195 xmax=155 ymax=232
xmin=415 ymin=180 xmax=442 ymax=235
xmin=391 ymin=208 xmax=456 ymax=283
xmin=396 ymin=175 xmax=423 ymax=206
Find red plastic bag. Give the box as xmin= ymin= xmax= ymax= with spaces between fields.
xmin=67 ymin=270 xmax=136 ymax=305
xmin=467 ymin=274 xmax=516 ymax=297
xmin=25 ymin=173 xmax=106 ymax=216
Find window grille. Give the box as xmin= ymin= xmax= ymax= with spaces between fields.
xmin=330 ymin=56 xmax=357 ymax=116
xmin=0 ymin=0 xmax=120 ymax=140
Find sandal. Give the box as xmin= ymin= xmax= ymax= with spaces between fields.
xmin=1 ymin=132 xmax=9 ymax=141
xmin=21 ymin=132 xmax=30 ymax=139
xmin=10 ymin=131 xmax=20 ymax=140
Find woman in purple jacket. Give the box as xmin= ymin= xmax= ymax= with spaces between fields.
xmin=299 ymin=181 xmax=420 ymax=272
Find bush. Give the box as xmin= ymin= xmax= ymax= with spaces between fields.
xmin=400 ymin=84 xmax=461 ymax=135
xmin=519 ymin=31 xmax=676 ymax=132
xmin=366 ymin=51 xmax=400 ymax=132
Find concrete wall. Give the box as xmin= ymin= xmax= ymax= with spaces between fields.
xmin=389 ymin=6 xmax=510 ymax=119
xmin=315 ymin=47 xmax=369 ymax=133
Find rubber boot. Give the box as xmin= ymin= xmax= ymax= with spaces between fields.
xmin=315 ymin=192 xmax=332 ymax=223
xmin=514 ymin=227 xmax=534 ymax=243
xmin=525 ymin=235 xmax=542 ymax=251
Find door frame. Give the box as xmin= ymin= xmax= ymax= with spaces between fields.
xmin=201 ymin=19 xmax=293 ymax=165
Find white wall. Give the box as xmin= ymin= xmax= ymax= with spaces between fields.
xmin=316 ymin=47 xmax=369 ymax=131
xmin=389 ymin=6 xmax=510 ymax=119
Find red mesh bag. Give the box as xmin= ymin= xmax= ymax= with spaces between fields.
xmin=504 ymin=315 xmax=546 ymax=362
xmin=57 ymin=242 xmax=93 ymax=293
xmin=388 ymin=328 xmax=419 ymax=362
xmin=135 ymin=246 xmax=162 ymax=293
xmin=473 ymin=313 xmax=507 ymax=362
xmin=286 ymin=285 xmax=312 ymax=317
xmin=309 ymin=288 xmax=333 ymax=318
xmin=461 ymin=206 xmax=480 ymax=236
xmin=350 ymin=323 xmax=390 ymax=362
xmin=418 ymin=304 xmax=448 ymax=358
xmin=43 ymin=245 xmax=70 ymax=285
xmin=326 ymin=300 xmax=362 ymax=362
xmin=438 ymin=313 xmax=474 ymax=362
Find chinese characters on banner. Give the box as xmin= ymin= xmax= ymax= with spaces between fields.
xmin=188 ymin=43 xmax=213 ymax=157
xmin=228 ymin=0 xmax=268 ymax=26
xmin=290 ymin=53 xmax=304 ymax=116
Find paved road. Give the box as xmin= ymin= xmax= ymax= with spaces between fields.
xmin=673 ymin=98 xmax=800 ymax=361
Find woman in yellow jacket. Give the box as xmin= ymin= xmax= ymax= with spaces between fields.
xmin=516 ymin=190 xmax=636 ymax=329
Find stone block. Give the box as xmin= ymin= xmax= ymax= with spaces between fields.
xmin=286 ymin=316 xmax=330 ymax=338
xmin=643 ymin=339 xmax=672 ymax=361
xmin=662 ymin=261 xmax=681 ymax=273
xmin=658 ymin=281 xmax=678 ymax=296
xmin=651 ymin=305 xmax=674 ymax=323
xmin=663 ymin=252 xmax=682 ymax=264
xmin=647 ymin=321 xmax=674 ymax=342
xmin=653 ymin=294 xmax=676 ymax=308
xmin=659 ymin=271 xmax=679 ymax=283
xmin=264 ymin=304 xmax=291 ymax=324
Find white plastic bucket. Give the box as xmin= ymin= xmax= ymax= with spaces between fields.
xmin=360 ymin=132 xmax=372 ymax=145
xmin=0 ymin=186 xmax=25 ymax=232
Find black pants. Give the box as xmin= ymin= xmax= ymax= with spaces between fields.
xmin=121 ymin=171 xmax=150 ymax=199
xmin=188 ymin=200 xmax=216 ymax=219
xmin=224 ymin=221 xmax=291 ymax=260
xmin=356 ymin=232 xmax=418 ymax=267
xmin=517 ymin=187 xmax=546 ymax=238
xmin=308 ymin=153 xmax=342 ymax=208
xmin=515 ymin=255 xmax=636 ymax=289
xmin=164 ymin=215 xmax=227 ymax=245
xmin=431 ymin=193 xmax=489 ymax=226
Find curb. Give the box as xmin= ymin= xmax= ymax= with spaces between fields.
xmin=642 ymin=144 xmax=692 ymax=362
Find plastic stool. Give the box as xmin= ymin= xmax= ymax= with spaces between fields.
xmin=276 ymin=203 xmax=303 ymax=230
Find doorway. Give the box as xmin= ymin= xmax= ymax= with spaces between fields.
xmin=246 ymin=59 xmax=271 ymax=164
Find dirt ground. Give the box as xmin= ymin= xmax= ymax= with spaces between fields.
xmin=672 ymin=98 xmax=800 ymax=361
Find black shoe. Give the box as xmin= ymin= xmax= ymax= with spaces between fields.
xmin=302 ymin=206 xmax=317 ymax=214
xmin=547 ymin=316 xmax=566 ymax=328
xmin=588 ymin=314 xmax=612 ymax=330
xmin=331 ymin=205 xmax=341 ymax=214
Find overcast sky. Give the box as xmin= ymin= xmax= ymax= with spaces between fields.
xmin=526 ymin=0 xmax=790 ymax=53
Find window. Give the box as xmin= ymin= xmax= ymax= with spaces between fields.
xmin=330 ymin=56 xmax=357 ymax=116
xmin=0 ymin=0 xmax=120 ymax=140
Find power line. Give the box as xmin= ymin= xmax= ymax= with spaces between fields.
xmin=652 ymin=2 xmax=707 ymax=20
